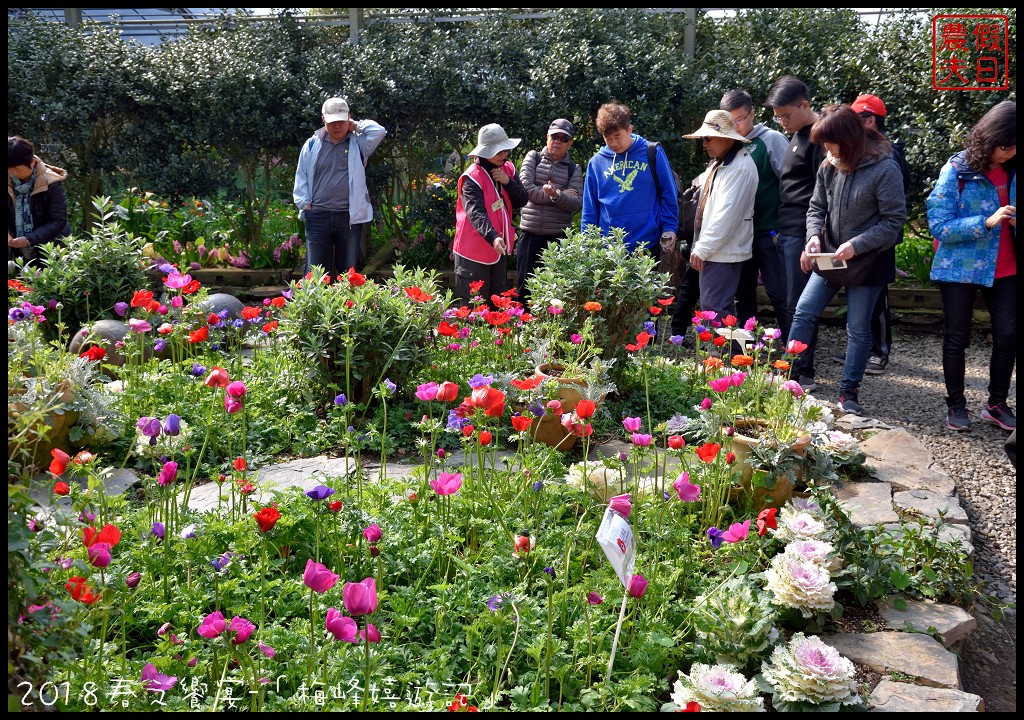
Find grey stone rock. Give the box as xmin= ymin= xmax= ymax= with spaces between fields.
xmin=67 ymin=319 xmax=135 ymax=368
xmin=877 ymin=597 xmax=978 ymax=647
xmin=868 ymin=679 xmax=984 ymax=712
xmin=199 ymin=293 xmax=244 ymax=321
xmin=822 ymin=631 xmax=961 ymax=689
xmin=859 ymin=428 xmax=955 ymax=495
xmin=893 ymin=489 xmax=969 ymax=525
xmin=830 ymin=481 xmax=899 ymax=527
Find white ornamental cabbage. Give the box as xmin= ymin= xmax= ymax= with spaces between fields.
xmin=761 ymin=633 xmax=859 ymax=708
xmin=764 ymin=554 xmax=837 ymax=617
xmin=783 ymin=539 xmax=842 ymax=572
xmin=772 ymin=508 xmax=830 ymax=543
xmin=670 ymin=663 xmax=765 ymax=712
xmin=565 ymin=462 xmax=622 ymax=501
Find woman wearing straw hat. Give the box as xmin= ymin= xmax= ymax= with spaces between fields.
xmin=453 ymin=123 xmax=529 ymax=304
xmin=681 ymin=110 xmax=759 ymax=325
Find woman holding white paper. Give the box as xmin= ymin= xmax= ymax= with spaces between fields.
xmin=787 ymin=105 xmax=906 ymax=416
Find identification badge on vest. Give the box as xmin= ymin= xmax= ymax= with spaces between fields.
xmin=491 ymin=199 xmax=504 ymax=212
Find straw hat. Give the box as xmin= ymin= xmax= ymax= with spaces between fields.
xmin=683 ymin=110 xmax=751 ymax=143
xmin=469 ymin=123 xmax=522 ymax=158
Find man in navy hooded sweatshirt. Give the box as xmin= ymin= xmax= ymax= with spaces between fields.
xmin=581 ymin=102 xmax=678 ymax=256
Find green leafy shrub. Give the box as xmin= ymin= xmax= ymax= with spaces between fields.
xmin=390 ymin=174 xmax=457 ymax=271
xmin=526 ymin=227 xmax=670 ymax=380
xmin=895 ymin=223 xmax=934 ymax=284
xmin=17 ymin=197 xmax=151 ymax=341
xmin=279 ymin=264 xmax=451 ymax=405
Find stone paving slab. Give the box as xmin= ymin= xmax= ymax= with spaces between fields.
xmin=859 ymin=428 xmax=955 ymax=495
xmin=831 ymin=481 xmax=899 ymax=527
xmin=186 ymin=456 xmax=354 ymax=512
xmin=868 ymin=680 xmax=984 ymax=712
xmin=822 ymin=631 xmax=961 ymax=689
xmin=877 ymin=597 xmax=977 ymax=648
xmin=893 ymin=489 xmax=969 ymax=525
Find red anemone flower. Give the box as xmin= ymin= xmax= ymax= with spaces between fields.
xmin=695 ymin=442 xmax=721 ymax=463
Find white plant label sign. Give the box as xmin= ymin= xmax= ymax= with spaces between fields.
xmin=596 ymin=506 xmax=635 ymax=589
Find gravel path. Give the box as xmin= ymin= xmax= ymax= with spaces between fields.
xmin=811 ymin=321 xmax=1016 ymax=711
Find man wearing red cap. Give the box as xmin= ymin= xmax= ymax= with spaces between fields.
xmin=831 ymin=94 xmax=912 ymax=376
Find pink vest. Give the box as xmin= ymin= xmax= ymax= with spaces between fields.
xmin=453 ymin=160 xmax=517 ymax=264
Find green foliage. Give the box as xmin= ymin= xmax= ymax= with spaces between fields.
xmin=388 ymin=174 xmax=458 ymax=271
xmin=279 ymin=264 xmax=451 ymax=406
xmin=113 ymin=189 xmax=304 ymax=270
xmin=526 ymin=226 xmax=670 ymax=379
xmin=689 ymin=576 xmax=779 ymax=673
xmin=17 ymin=198 xmax=150 ymax=340
xmin=895 ymin=226 xmax=935 ymax=284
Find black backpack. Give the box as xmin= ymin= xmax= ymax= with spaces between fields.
xmin=648 ymin=142 xmax=698 ymax=255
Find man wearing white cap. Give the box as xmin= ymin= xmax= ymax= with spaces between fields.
xmin=681 ymin=110 xmax=759 ymax=324
xmin=293 ymin=97 xmax=387 ymax=276
xmin=452 ymin=123 xmax=529 ymax=303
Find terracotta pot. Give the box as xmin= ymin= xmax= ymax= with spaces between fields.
xmin=8 ymin=380 xmax=80 ymax=472
xmin=728 ymin=418 xmax=811 ymax=509
xmin=528 ymin=363 xmax=606 ymax=451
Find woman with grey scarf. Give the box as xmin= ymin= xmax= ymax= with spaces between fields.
xmin=8 ymin=135 xmax=72 ymax=269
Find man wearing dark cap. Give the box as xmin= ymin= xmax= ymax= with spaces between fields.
xmin=831 ymin=94 xmax=912 ymax=375
xmin=515 ymin=118 xmax=585 ymax=303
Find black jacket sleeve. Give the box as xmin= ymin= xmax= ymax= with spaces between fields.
xmin=27 ymin=181 xmax=71 ymax=247
xmin=504 ymin=172 xmax=529 ymax=211
xmin=462 ymin=176 xmax=498 ymax=242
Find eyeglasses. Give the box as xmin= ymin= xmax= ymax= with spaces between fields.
xmin=773 ymin=111 xmax=794 ymax=124
xmin=550 ymin=134 xmax=571 ymax=143
xmin=733 ymin=108 xmax=754 ymax=123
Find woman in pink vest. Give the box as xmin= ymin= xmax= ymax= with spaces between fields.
xmin=453 ymin=123 xmax=529 ymax=304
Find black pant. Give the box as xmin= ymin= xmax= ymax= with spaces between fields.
xmin=670 ymin=263 xmax=701 ymax=336
xmin=515 ymin=230 xmax=564 ymax=305
xmin=870 ymin=285 xmax=892 ymax=357
xmin=938 ymin=276 xmax=1017 ymax=408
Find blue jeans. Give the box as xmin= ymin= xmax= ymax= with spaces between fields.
xmin=789 ymin=273 xmax=882 ymax=395
xmin=772 ymin=233 xmax=812 ymax=343
xmin=304 ymin=209 xmax=359 ymax=277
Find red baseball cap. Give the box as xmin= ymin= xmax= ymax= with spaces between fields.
xmin=851 ymin=94 xmax=887 ymax=117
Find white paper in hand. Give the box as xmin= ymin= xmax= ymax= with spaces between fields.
xmin=596 ymin=506 xmax=636 ymax=589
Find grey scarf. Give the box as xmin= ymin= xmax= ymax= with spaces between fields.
xmin=11 ymin=166 xmax=37 ymax=240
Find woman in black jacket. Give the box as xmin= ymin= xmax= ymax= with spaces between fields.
xmin=8 ymin=135 xmax=72 ymax=269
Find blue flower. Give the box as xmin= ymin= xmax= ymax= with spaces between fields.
xmin=532 ymin=480 xmax=544 ymax=492
xmin=643 ymin=321 xmax=656 ymax=336
xmin=334 ymin=393 xmax=348 ymax=406
xmin=543 ymin=566 xmax=556 ymax=579
xmin=468 ymin=373 xmax=493 ymax=389
xmin=150 ymin=522 xmax=165 ymax=540
xmin=154 ymin=339 xmax=167 ymax=353
xmin=529 ymin=400 xmax=545 ymax=418
xmin=707 ymin=527 xmax=725 ymax=550
xmin=163 ymin=414 xmax=181 ymax=436
xmin=383 ymin=378 xmax=396 ymax=395
xmin=446 ymin=410 xmax=467 ymax=431
xmin=191 ymin=363 xmax=206 ymax=377
xmin=305 ymin=485 xmax=335 ymax=501
xmin=669 ymin=335 xmax=684 ymax=346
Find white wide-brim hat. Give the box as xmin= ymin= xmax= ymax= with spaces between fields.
xmin=469 ymin=123 xmax=522 ymax=158
xmin=683 ymin=109 xmax=750 ymax=143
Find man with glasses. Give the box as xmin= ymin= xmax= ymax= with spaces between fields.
xmin=766 ymin=75 xmax=824 ymax=391
xmin=516 ymin=118 xmax=584 ymax=304
xmin=720 ymin=89 xmax=791 ymax=331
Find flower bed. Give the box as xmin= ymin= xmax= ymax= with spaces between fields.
xmin=9 ymin=230 xmax=975 ymax=711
